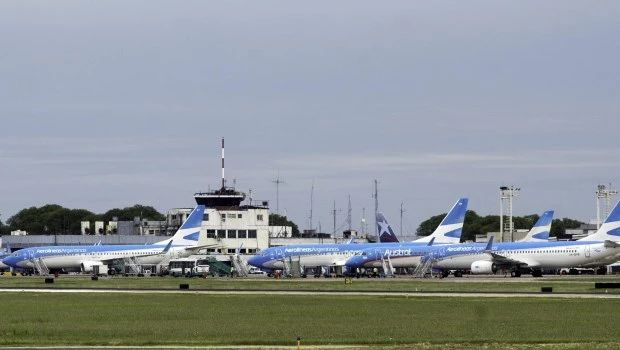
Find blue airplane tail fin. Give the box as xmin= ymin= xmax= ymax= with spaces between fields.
xmin=519 ymin=210 xmax=553 ymax=242
xmin=376 ymin=212 xmax=399 ymax=243
xmin=580 ymin=201 xmax=620 ymax=241
xmin=415 ymin=198 xmax=468 ymax=244
xmin=157 ymin=205 xmax=205 ymax=246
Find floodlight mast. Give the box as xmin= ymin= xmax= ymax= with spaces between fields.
xmin=596 ymin=183 xmax=617 ymax=229
xmin=500 ymin=185 xmax=520 ymax=242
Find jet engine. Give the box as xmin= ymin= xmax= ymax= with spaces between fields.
xmin=81 ymin=261 xmax=105 ymax=273
xmin=470 ymin=260 xmax=497 ymax=275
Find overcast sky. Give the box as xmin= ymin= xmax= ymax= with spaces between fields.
xmin=1 ymin=1 xmax=619 ymax=235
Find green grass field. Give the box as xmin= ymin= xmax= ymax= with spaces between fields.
xmin=1 ymin=275 xmax=620 ymax=348
xmin=2 ymin=273 xmax=620 ymax=294
xmin=0 ymin=293 xmax=618 ymax=348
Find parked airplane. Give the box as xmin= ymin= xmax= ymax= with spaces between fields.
xmin=346 ymin=205 xmax=620 ymax=278
xmin=246 ymin=198 xmax=468 ymax=272
xmin=2 ymin=205 xmax=208 ymax=274
xmin=345 ymin=209 xmax=554 ymax=274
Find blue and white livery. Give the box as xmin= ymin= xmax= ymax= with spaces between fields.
xmin=2 ymin=205 xmax=207 ymax=274
xmin=247 ymin=198 xmax=468 ymax=271
xmin=519 ymin=210 xmax=553 ymax=242
xmin=346 ymin=206 xmax=620 ymax=277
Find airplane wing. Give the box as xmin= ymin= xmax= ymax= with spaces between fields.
xmin=484 ymin=251 xmax=541 ymax=268
xmin=100 ymin=241 xmax=174 ymax=265
xmin=184 ymin=243 xmax=220 ymax=254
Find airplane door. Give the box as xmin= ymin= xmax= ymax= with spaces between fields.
xmin=437 ymin=247 xmax=446 ymax=259
xmin=374 ymin=248 xmax=383 ymax=259
xmin=275 ymin=248 xmax=283 ymax=259
xmin=28 ymin=250 xmax=36 ymax=259
xmin=585 ymin=245 xmax=590 ymax=258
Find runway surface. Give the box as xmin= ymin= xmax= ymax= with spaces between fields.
xmin=1 ymin=287 xmax=619 ymax=298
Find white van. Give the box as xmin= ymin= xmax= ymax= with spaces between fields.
xmin=248 ymin=267 xmax=266 ymax=275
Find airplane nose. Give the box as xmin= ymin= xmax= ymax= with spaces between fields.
xmin=2 ymin=257 xmax=15 ymax=268
xmin=247 ymin=255 xmax=259 ymax=267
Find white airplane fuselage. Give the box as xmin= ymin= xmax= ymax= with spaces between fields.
xmin=434 ymin=241 xmax=620 ymax=270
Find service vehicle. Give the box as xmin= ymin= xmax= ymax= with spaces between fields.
xmin=168 ymin=258 xmax=210 ymax=277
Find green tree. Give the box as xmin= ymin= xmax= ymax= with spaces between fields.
xmin=101 ymin=205 xmax=165 ymax=222
xmin=269 ymin=213 xmax=300 ymax=237
xmin=7 ymin=205 xmax=98 ymax=235
xmin=551 ymin=218 xmax=583 ymax=238
xmin=5 ymin=204 xmax=165 ymax=235
xmin=416 ymin=210 xmax=584 ymax=242
xmin=0 ymin=214 xmax=8 ymax=236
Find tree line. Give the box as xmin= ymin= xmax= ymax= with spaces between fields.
xmin=0 ymin=204 xmax=165 ymax=235
xmin=0 ymin=204 xmax=301 ymax=236
xmin=0 ymin=205 xmax=581 ymax=239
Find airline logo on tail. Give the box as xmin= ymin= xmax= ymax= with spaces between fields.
xmin=157 ymin=205 xmax=205 ymax=246
xmin=521 ymin=210 xmax=553 ymax=242
xmin=416 ymin=197 xmax=468 ymax=244
xmin=376 ymin=212 xmax=399 ymax=243
xmin=581 ymin=201 xmax=620 ymax=241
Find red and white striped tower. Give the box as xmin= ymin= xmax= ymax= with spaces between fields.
xmin=221 ymin=137 xmax=225 ymax=189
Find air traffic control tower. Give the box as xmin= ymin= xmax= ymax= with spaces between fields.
xmin=191 ymin=138 xmax=271 ymax=256
xmin=194 ymin=186 xmax=246 ymax=208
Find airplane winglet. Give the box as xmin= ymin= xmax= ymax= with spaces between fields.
xmin=427 ymin=237 xmax=435 ymax=246
xmin=484 ymin=236 xmax=494 ymax=253
xmin=162 ymin=240 xmax=173 ymax=254
xmin=346 ymin=237 xmax=355 ymax=244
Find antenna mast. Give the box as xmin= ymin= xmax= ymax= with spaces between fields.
xmin=309 ymin=180 xmax=314 ymax=231
xmin=272 ymin=172 xmax=285 ymax=215
xmin=221 ymin=137 xmax=225 ymax=189
xmin=373 ymin=179 xmax=379 ymax=235
xmin=400 ymin=202 xmax=405 ymax=239
xmin=361 ymin=208 xmax=366 ymax=234
xmin=333 ymin=200 xmax=337 ymax=235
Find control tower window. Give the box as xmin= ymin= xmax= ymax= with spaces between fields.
xmin=217 ymin=230 xmax=226 ymax=238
